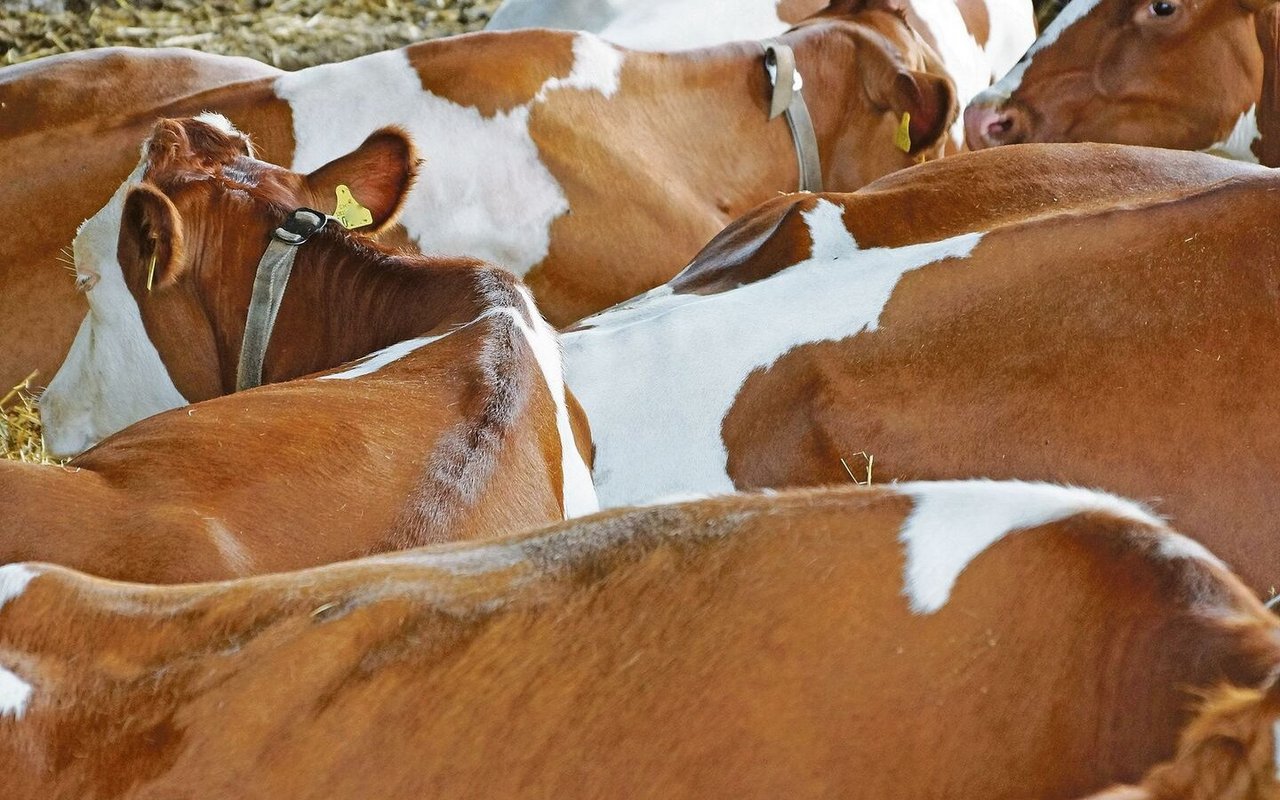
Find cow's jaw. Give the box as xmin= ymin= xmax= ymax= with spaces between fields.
xmin=40 ymin=165 xmax=188 ymax=458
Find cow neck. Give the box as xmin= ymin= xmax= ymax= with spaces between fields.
xmin=217 ymin=225 xmax=499 ymax=393
xmin=744 ymin=20 xmax=867 ymax=192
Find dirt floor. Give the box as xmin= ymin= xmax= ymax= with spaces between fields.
xmin=2 ymin=0 xmax=503 ymax=69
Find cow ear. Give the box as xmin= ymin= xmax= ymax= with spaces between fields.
xmin=119 ymin=184 xmax=185 ymax=293
xmin=883 ymin=69 xmax=957 ymax=155
xmin=305 ymin=127 xmax=420 ymax=234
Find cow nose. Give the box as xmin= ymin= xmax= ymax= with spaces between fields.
xmin=963 ymin=101 xmax=1027 ymax=150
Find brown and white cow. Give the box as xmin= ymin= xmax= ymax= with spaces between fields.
xmin=487 ymin=0 xmax=1036 ymax=146
xmin=12 ymin=115 xmax=596 ymax=583
xmin=962 ymin=0 xmax=1275 ymax=163
xmin=562 ymin=143 xmax=1280 ymax=595
xmin=2 ymin=0 xmax=955 ymax=394
xmin=0 ymin=47 xmax=284 ymax=394
xmin=1 ymin=482 xmax=1278 ymax=797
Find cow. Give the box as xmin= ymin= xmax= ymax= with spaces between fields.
xmin=560 ymin=142 xmax=1280 ymax=596
xmin=962 ymin=0 xmax=1277 ymax=164
xmin=1 ymin=482 xmax=1278 ymax=797
xmin=487 ymin=0 xmax=1036 ymax=147
xmin=0 ymin=47 xmax=283 ymax=395
xmin=0 ymin=0 xmax=955 ymax=396
xmin=34 ymin=114 xmax=598 ymax=470
xmin=11 ymin=115 xmax=596 ymax=584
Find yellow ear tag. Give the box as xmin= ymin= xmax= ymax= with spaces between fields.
xmin=146 ymin=251 xmax=157 ymax=292
xmin=894 ymin=111 xmax=912 ymax=153
xmin=334 ymin=184 xmax=374 ymax=230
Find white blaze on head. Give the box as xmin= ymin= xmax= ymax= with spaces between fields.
xmin=975 ymin=0 xmax=1108 ymax=103
xmin=40 ymin=155 xmax=188 ymax=458
xmin=895 ymin=480 xmax=1170 ymax=614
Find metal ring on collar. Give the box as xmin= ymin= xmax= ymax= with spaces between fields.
xmin=273 ymin=207 xmax=328 ymax=245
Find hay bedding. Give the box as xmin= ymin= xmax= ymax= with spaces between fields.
xmin=2 ymin=0 xmax=502 ymax=69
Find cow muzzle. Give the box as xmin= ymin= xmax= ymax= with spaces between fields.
xmin=963 ymin=95 xmax=1031 ymax=150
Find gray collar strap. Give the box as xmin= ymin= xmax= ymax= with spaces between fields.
xmin=235 ymin=207 xmax=328 ymax=392
xmin=762 ymin=40 xmax=823 ymax=193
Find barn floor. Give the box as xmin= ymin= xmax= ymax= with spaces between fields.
xmin=2 ymin=0 xmax=501 ymax=69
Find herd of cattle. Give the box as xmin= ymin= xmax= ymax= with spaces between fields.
xmin=1 ymin=0 xmax=1279 ymax=795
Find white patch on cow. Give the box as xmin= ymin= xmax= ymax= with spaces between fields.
xmin=318 ymin=301 xmax=598 ymax=518
xmin=206 ymin=518 xmax=254 ymax=575
xmin=193 ymin=111 xmax=237 ymax=135
xmin=908 ymin=0 xmax=992 ymax=144
xmin=979 ymin=0 xmax=1107 ymax=100
xmin=980 ymin=0 xmax=1037 ymax=80
xmin=895 ymin=480 xmax=1165 ymax=614
xmin=488 ymin=0 xmax=792 ymax=51
xmin=278 ymin=35 xmax=624 ymax=276
xmin=1154 ymin=532 xmax=1227 ymax=571
xmin=317 ymin=308 xmax=509 ymax=382
xmin=563 ymin=198 xmax=983 ymax=507
xmin=510 ymin=287 xmax=600 ymax=518
xmin=0 ymin=667 xmax=32 ymax=720
xmin=0 ymin=565 xmax=37 ymax=612
xmin=40 ymin=158 xmax=189 ymax=457
xmin=1202 ymin=106 xmax=1261 ymax=165
xmin=537 ymin=34 xmax=623 ymax=98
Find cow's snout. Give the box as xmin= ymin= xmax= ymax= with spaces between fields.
xmin=963 ymin=98 xmax=1029 ymax=150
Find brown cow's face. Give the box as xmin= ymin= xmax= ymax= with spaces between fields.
xmin=41 ymin=115 xmax=417 ymax=457
xmin=812 ymin=8 xmax=959 ymax=187
xmin=964 ymin=0 xmax=1263 ymax=156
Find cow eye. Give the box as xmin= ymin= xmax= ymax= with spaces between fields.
xmin=1149 ymin=0 xmax=1176 ymax=16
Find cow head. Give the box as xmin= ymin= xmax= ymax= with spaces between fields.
xmin=40 ymin=114 xmax=418 ymax=457
xmin=796 ymin=0 xmax=958 ymax=184
xmin=964 ymin=0 xmax=1270 ymax=158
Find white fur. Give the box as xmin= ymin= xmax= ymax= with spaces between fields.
xmin=320 ymin=304 xmax=599 ymax=518
xmin=0 ymin=566 xmax=37 ymax=722
xmin=1202 ymin=106 xmax=1261 ymax=164
xmin=206 ymin=518 xmax=255 ymax=576
xmin=908 ymin=0 xmax=992 ymax=144
xmin=0 ymin=667 xmax=32 ymax=720
xmin=895 ymin=480 xmax=1166 ymax=613
xmin=981 ymin=0 xmax=1037 ymax=80
xmin=193 ymin=111 xmax=237 ymax=135
xmin=0 ymin=565 xmax=37 ymax=612
xmin=511 ymin=287 xmax=600 ymax=518
xmin=1155 ymin=531 xmax=1227 ymax=570
xmin=489 ymin=0 xmax=792 ymax=51
xmin=563 ymin=198 xmax=983 ymax=507
xmin=40 ymin=159 xmax=189 ymax=458
xmin=977 ymin=0 xmax=1107 ymax=101
xmin=277 ymin=35 xmax=623 ymax=277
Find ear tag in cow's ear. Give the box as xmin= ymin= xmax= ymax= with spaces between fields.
xmin=894 ymin=112 xmax=912 ymax=153
xmin=146 ymin=251 xmax=157 ymax=292
xmin=334 ymin=184 xmax=374 ymax=230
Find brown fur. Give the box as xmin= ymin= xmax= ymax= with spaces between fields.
xmin=696 ymin=145 xmax=1280 ymax=594
xmin=0 ymin=485 xmax=1278 ymax=797
xmin=964 ymin=0 xmax=1265 ymax=155
xmin=0 ymin=48 xmax=289 ymax=392
xmin=1 ymin=119 xmax=589 ymax=583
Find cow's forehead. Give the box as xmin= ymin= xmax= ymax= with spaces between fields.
xmin=987 ymin=0 xmax=1109 ymax=96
